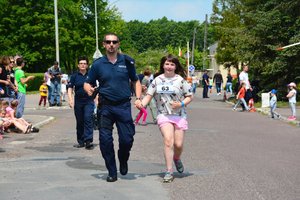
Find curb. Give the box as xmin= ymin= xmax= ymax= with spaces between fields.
xmin=23 ymin=115 xmax=56 ymax=128
xmin=225 ymin=100 xmax=300 ymax=127
xmin=256 ymin=108 xmax=300 ymax=127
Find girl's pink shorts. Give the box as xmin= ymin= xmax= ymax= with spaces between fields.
xmin=157 ymin=114 xmax=188 ymax=130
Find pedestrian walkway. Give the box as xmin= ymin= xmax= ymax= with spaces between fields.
xmin=198 ymin=88 xmax=300 ymax=127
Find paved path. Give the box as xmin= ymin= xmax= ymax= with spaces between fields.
xmin=0 ymin=91 xmax=299 ymax=200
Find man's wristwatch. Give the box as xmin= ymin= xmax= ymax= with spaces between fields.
xmin=136 ymin=97 xmax=141 ymax=101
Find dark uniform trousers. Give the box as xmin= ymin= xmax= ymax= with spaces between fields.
xmin=74 ymin=99 xmax=94 ymax=145
xmin=97 ymin=101 xmax=135 ymax=177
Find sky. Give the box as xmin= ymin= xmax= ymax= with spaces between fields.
xmin=110 ymin=0 xmax=214 ymax=23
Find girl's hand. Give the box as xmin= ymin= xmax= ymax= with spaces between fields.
xmin=170 ymin=101 xmax=181 ymax=109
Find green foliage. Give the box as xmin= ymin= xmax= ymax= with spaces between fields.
xmin=0 ymin=0 xmax=120 ymax=73
xmin=25 ymin=73 xmax=44 ymax=91
xmin=211 ymin=0 xmax=300 ymax=100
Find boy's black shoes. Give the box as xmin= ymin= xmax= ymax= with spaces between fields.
xmin=106 ymin=176 xmax=117 ymax=182
xmin=73 ymin=143 xmax=85 ymax=148
xmin=85 ymin=142 xmax=94 ymax=150
xmin=120 ymin=161 xmax=128 ymax=175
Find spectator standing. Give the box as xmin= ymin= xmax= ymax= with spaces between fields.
xmin=226 ymin=72 xmax=233 ymax=95
xmin=191 ymin=74 xmax=198 ymax=94
xmin=202 ymin=70 xmax=209 ymax=98
xmin=14 ymin=57 xmax=35 ymax=118
xmin=61 ymin=75 xmax=68 ymax=102
xmin=48 ymin=61 xmax=62 ymax=106
xmin=44 ymin=71 xmax=52 ymax=104
xmin=269 ymin=89 xmax=278 ymax=119
xmin=239 ymin=65 xmax=252 ymax=103
xmin=286 ymin=82 xmax=297 ymax=120
xmin=38 ymin=81 xmax=48 ymax=107
xmin=213 ymin=70 xmax=223 ymax=95
xmin=84 ymin=33 xmax=142 ymax=182
xmin=68 ymin=56 xmax=95 ymax=150
xmin=0 ymin=56 xmax=17 ymax=102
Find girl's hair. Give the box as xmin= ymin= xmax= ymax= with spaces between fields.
xmin=1 ymin=100 xmax=9 ymax=107
xmin=143 ymin=68 xmax=152 ymax=76
xmin=158 ymin=54 xmax=187 ymax=78
xmin=238 ymin=82 xmax=246 ymax=90
xmin=10 ymin=100 xmax=18 ymax=108
xmin=0 ymin=56 xmax=10 ymax=66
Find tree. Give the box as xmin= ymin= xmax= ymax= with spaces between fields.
xmin=211 ymin=0 xmax=300 ymax=98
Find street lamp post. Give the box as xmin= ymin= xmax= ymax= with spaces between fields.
xmin=54 ymin=0 xmax=59 ymax=63
xmin=93 ymin=0 xmax=102 ymax=60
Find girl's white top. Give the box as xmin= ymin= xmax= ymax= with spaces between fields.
xmin=289 ymin=89 xmax=297 ymax=103
xmin=147 ymin=74 xmax=193 ymax=118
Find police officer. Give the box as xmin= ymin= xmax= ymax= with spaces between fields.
xmin=68 ymin=56 xmax=95 ymax=150
xmin=84 ymin=33 xmax=142 ymax=182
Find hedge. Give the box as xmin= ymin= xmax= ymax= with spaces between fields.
xmin=25 ymin=73 xmax=44 ymax=92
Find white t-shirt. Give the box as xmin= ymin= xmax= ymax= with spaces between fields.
xmin=239 ymin=71 xmax=250 ymax=89
xmin=289 ymin=89 xmax=297 ymax=103
xmin=147 ymin=74 xmax=193 ymax=118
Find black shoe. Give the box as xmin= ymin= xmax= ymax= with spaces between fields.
xmin=106 ymin=176 xmax=117 ymax=182
xmin=120 ymin=161 xmax=128 ymax=175
xmin=73 ymin=143 xmax=85 ymax=148
xmin=85 ymin=142 xmax=94 ymax=150
xmin=31 ymin=127 xmax=39 ymax=133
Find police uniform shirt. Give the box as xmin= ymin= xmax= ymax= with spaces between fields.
xmin=86 ymin=54 xmax=138 ymax=102
xmin=68 ymin=71 xmax=93 ymax=101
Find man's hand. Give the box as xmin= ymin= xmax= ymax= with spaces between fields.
xmin=68 ymin=99 xmax=74 ymax=108
xmin=84 ymin=83 xmax=96 ymax=96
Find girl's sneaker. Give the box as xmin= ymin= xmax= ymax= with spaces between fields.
xmin=174 ymin=159 xmax=184 ymax=173
xmin=288 ymin=116 xmax=296 ymax=120
xmin=163 ymin=171 xmax=174 ymax=183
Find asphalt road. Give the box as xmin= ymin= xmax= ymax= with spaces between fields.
xmin=0 ymin=92 xmax=299 ymax=200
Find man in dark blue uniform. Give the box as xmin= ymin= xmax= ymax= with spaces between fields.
xmin=84 ymin=33 xmax=142 ymax=182
xmin=202 ymin=69 xmax=209 ymax=98
xmin=67 ymin=56 xmax=95 ymax=150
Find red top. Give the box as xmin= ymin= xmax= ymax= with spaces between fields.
xmin=238 ymin=87 xmax=246 ymax=99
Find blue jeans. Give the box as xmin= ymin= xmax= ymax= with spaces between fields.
xmin=289 ymin=102 xmax=296 ymax=116
xmin=74 ymin=99 xmax=94 ymax=145
xmin=16 ymin=92 xmax=26 ymax=118
xmin=226 ymin=83 xmax=232 ymax=94
xmin=270 ymin=104 xmax=277 ymax=118
xmin=216 ymin=82 xmax=222 ymax=93
xmin=97 ymin=101 xmax=135 ymax=177
xmin=192 ymin=83 xmax=197 ymax=93
xmin=50 ymin=81 xmax=61 ymax=105
xmin=233 ymin=98 xmax=249 ymax=110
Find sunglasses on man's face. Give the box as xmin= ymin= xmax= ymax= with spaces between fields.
xmin=104 ymin=40 xmax=119 ymax=45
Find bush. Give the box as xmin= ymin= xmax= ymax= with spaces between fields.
xmin=25 ymin=73 xmax=44 ymax=92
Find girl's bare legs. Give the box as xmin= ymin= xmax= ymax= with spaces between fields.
xmin=173 ymin=129 xmax=184 ymax=159
xmin=12 ymin=119 xmax=31 ymax=133
xmin=160 ymin=123 xmax=175 ymax=172
xmin=12 ymin=119 xmax=27 ymax=133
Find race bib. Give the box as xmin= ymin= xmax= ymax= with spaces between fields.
xmin=157 ymin=83 xmax=175 ymax=94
